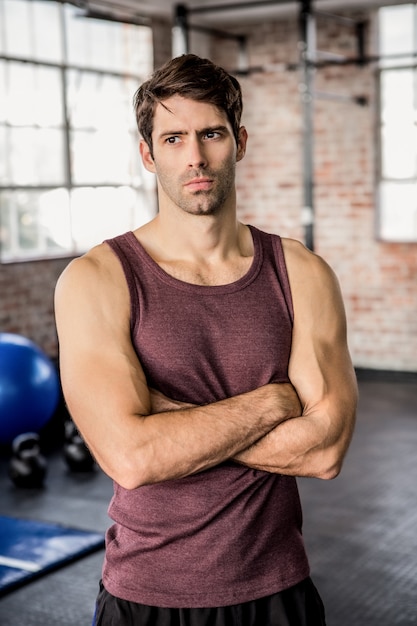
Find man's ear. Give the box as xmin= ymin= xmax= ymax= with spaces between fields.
xmin=140 ymin=139 xmax=156 ymax=173
xmin=236 ymin=126 xmax=248 ymax=162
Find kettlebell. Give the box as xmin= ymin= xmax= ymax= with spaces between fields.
xmin=8 ymin=432 xmax=47 ymax=488
xmin=63 ymin=420 xmax=95 ymax=472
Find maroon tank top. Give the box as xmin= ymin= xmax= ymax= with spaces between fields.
xmin=102 ymin=225 xmax=310 ymax=608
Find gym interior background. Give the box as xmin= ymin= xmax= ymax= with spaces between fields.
xmin=1 ymin=0 xmax=417 ymax=371
xmin=0 ymin=1 xmax=416 ymax=625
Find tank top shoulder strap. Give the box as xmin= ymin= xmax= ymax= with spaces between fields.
xmin=249 ymin=226 xmax=294 ymax=323
xmin=104 ymin=232 xmax=141 ymax=332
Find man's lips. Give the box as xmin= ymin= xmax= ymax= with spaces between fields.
xmin=184 ymin=178 xmax=213 ymax=191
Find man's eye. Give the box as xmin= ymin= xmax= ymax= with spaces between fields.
xmin=166 ymin=136 xmax=180 ymax=144
xmin=205 ymin=131 xmax=220 ymax=139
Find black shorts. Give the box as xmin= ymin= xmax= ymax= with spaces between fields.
xmin=93 ymin=577 xmax=326 ymax=626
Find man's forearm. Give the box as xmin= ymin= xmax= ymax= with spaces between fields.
xmin=233 ymin=402 xmax=354 ymax=480
xmin=233 ymin=419 xmax=298 ymax=471
xmin=134 ymin=382 xmax=301 ymax=488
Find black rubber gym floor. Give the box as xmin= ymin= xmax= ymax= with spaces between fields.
xmin=0 ymin=371 xmax=416 ymax=626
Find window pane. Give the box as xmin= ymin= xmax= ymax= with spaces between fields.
xmin=2 ymin=0 xmax=32 ymax=58
xmin=38 ymin=188 xmax=73 ymax=252
xmin=379 ymin=181 xmax=417 ymax=241
xmin=0 ymin=189 xmax=71 ymax=261
xmin=0 ymin=185 xmax=157 ymax=259
xmin=379 ymin=4 xmax=415 ymax=67
xmin=71 ymin=129 xmax=135 ymax=185
xmin=0 ymin=126 xmax=10 ymax=182
xmin=5 ymin=127 xmax=65 ymax=185
xmin=0 ymin=62 xmax=6 ymax=122
xmin=0 ymin=2 xmax=4 ymax=54
xmin=67 ymin=71 xmax=136 ymax=130
xmin=380 ymin=70 xmax=417 ymax=179
xmin=381 ymin=124 xmax=417 ymax=179
xmin=32 ymin=1 xmax=63 ymax=63
xmin=380 ymin=69 xmax=414 ymax=124
xmin=4 ymin=61 xmax=63 ymax=127
xmin=70 ymin=186 xmax=155 ymax=251
xmin=68 ymin=71 xmax=142 ymax=185
xmin=123 ymin=24 xmax=153 ymax=77
xmin=1 ymin=0 xmax=62 ymax=62
xmin=65 ymin=6 xmax=121 ymax=71
xmin=65 ymin=5 xmax=152 ymax=74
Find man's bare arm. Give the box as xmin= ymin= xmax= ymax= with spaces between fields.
xmin=55 ymin=244 xmax=300 ymax=490
xmin=123 ymin=239 xmax=356 ymax=481
xmin=234 ymin=239 xmax=357 ymax=479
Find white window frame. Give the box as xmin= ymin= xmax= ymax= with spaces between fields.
xmin=377 ymin=3 xmax=417 ymax=243
xmin=0 ymin=0 xmax=155 ymax=263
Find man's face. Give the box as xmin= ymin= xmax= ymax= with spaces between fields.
xmin=140 ymin=95 xmax=247 ymax=217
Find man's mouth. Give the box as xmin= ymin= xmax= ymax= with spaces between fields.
xmin=184 ymin=178 xmax=213 ymax=192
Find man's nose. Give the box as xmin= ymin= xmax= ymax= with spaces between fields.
xmin=187 ymin=137 xmax=207 ymax=168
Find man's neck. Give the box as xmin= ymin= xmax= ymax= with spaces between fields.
xmin=134 ymin=211 xmax=254 ymax=287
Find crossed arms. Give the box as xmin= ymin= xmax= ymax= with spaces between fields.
xmin=54 ymin=237 xmax=357 ymax=490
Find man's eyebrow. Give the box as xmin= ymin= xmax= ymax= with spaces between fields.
xmin=158 ymin=125 xmax=229 ymax=139
xmin=200 ymin=125 xmax=229 ymax=135
xmin=158 ymin=130 xmax=187 ymax=139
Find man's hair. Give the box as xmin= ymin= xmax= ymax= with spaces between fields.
xmin=133 ymin=54 xmax=243 ymax=155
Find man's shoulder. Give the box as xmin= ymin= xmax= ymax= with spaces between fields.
xmin=280 ymin=237 xmax=337 ymax=287
xmin=56 ymin=241 xmax=121 ymax=295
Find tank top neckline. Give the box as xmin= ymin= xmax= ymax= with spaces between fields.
xmin=123 ymin=224 xmax=265 ymax=295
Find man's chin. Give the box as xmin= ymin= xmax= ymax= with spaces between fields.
xmin=180 ymin=200 xmax=221 ymax=217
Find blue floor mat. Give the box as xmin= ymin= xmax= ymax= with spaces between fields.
xmin=0 ymin=515 xmax=104 ymax=595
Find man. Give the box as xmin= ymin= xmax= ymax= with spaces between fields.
xmin=55 ymin=54 xmax=357 ymax=625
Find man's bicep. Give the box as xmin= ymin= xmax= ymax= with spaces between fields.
xmin=287 ymin=250 xmax=357 ymax=459
xmin=288 ymin=252 xmax=356 ymax=411
xmin=55 ymin=255 xmax=151 ymax=477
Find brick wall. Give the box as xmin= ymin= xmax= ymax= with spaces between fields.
xmin=211 ymin=8 xmax=417 ymax=372
xmin=1 ymin=8 xmax=416 ymax=372
xmin=0 ymin=257 xmax=69 ymax=357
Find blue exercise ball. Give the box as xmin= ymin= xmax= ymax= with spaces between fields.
xmin=0 ymin=333 xmax=60 ymax=445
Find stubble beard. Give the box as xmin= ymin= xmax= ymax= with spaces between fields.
xmin=158 ymin=161 xmax=236 ymax=217
xmin=182 ymin=189 xmax=226 ymax=216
